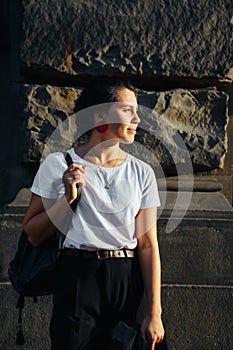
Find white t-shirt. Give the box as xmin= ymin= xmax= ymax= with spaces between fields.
xmin=31 ymin=148 xmax=160 ymax=250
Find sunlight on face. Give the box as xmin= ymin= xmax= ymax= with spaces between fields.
xmin=106 ymin=88 xmax=140 ymax=143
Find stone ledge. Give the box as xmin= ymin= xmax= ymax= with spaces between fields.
xmin=159 ymin=190 xmax=233 ymax=213
xmin=158 ymin=176 xmax=223 ymax=192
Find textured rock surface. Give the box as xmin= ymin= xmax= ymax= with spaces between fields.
xmin=21 ymin=0 xmax=233 ymax=79
xmin=136 ymin=89 xmax=229 ymax=173
xmin=22 ymin=85 xmax=228 ymax=174
xmin=22 ymin=85 xmax=82 ymax=161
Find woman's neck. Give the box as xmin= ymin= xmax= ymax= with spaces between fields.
xmin=74 ymin=141 xmax=127 ymax=168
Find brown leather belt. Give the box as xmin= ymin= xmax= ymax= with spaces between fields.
xmin=62 ymin=248 xmax=135 ymax=259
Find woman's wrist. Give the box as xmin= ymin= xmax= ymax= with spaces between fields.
xmin=64 ymin=192 xmax=77 ymax=205
xmin=147 ymin=303 xmax=162 ymax=318
xmin=64 ymin=193 xmax=73 ymax=205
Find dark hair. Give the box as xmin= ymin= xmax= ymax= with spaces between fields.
xmin=74 ymin=75 xmax=136 ymax=113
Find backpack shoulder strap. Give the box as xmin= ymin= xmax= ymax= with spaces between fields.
xmin=16 ymin=295 xmax=25 ymax=345
xmin=65 ymin=152 xmax=74 ymax=167
xmin=64 ymin=152 xmax=82 ymax=209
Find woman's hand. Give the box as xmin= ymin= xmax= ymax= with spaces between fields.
xmin=63 ymin=164 xmax=86 ymax=204
xmin=141 ymin=314 xmax=165 ymax=349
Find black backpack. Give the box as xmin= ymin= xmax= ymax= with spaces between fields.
xmin=8 ymin=152 xmax=81 ymax=345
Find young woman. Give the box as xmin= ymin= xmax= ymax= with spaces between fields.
xmin=23 ymin=76 xmax=165 ymax=350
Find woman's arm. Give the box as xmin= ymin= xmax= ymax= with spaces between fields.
xmin=23 ymin=163 xmax=86 ymax=246
xmin=23 ymin=194 xmax=71 ymax=246
xmin=136 ymin=207 xmax=164 ymax=349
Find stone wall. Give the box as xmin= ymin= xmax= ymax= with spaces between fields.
xmin=1 ymin=0 xmax=233 ymax=209
xmin=0 ymin=0 xmax=233 ymax=349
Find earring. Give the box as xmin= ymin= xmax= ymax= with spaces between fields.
xmin=96 ymin=124 xmax=108 ymax=133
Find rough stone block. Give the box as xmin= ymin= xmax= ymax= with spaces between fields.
xmin=22 ymin=85 xmax=228 ymax=174
xmin=0 ymin=82 xmax=228 ymax=209
xmin=21 ymin=84 xmax=82 ymax=162
xmin=21 ymin=0 xmax=233 ymax=79
xmin=136 ymin=89 xmax=229 ymax=172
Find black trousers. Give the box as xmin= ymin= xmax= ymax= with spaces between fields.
xmin=50 ymin=254 xmax=144 ymax=350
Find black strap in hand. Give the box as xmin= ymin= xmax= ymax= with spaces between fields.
xmin=65 ymin=152 xmax=82 ymax=210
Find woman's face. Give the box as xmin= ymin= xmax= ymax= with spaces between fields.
xmin=105 ymin=88 xmax=140 ymax=144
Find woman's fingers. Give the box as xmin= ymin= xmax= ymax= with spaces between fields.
xmin=150 ymin=334 xmax=164 ymax=350
xmin=63 ymin=165 xmax=86 ymax=193
xmin=67 ymin=165 xmax=85 ymax=179
xmin=150 ymin=339 xmax=156 ymax=350
xmin=68 ymin=164 xmax=86 ymax=173
xmin=141 ymin=316 xmax=164 ymax=350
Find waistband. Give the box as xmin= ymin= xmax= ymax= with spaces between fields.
xmin=61 ymin=248 xmax=135 ymax=259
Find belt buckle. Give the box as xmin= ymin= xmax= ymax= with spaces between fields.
xmin=96 ymin=250 xmax=105 ymax=260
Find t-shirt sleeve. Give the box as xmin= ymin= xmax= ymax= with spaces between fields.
xmin=140 ymin=165 xmax=160 ymax=209
xmin=31 ymin=152 xmax=66 ymax=199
